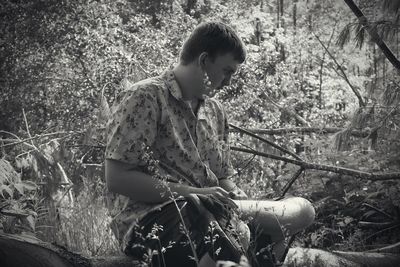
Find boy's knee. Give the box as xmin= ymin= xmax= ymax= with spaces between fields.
xmin=289 ymin=197 xmax=315 ymax=233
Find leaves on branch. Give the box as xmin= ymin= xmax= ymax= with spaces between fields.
xmin=336 ymin=23 xmax=352 ymax=48
xmin=0 ymin=159 xmax=20 ymax=185
xmin=382 ymin=81 xmax=400 ymax=106
xmin=354 ymin=22 xmax=365 ymax=49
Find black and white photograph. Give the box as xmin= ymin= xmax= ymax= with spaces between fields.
xmin=1 ymin=0 xmax=400 ymax=266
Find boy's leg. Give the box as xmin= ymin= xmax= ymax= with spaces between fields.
xmin=236 ymin=197 xmax=315 ymax=237
xmin=236 ymin=197 xmax=315 ymax=260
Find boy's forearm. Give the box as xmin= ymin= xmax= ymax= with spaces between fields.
xmin=106 ymin=159 xmax=200 ymax=203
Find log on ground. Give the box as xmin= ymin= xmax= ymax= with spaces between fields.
xmin=1 ymin=232 xmax=400 ymax=267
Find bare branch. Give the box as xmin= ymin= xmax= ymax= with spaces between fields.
xmin=361 ymin=203 xmax=395 ymax=221
xmin=229 ymin=124 xmax=303 ymax=161
xmin=368 ymin=241 xmax=400 ymax=254
xmin=259 ymin=91 xmax=311 ymax=127
xmin=358 ymin=221 xmax=399 ymax=229
xmin=231 ymin=146 xmax=400 ymax=181
xmin=229 ymin=127 xmax=370 ymax=137
xmin=276 ymin=168 xmax=304 ymax=200
xmin=22 ymin=108 xmax=36 ymax=149
xmin=0 ymin=131 xmax=80 ymax=148
xmin=313 ymin=32 xmax=366 ymax=107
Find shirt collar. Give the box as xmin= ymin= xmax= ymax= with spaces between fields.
xmin=162 ymin=69 xmax=184 ymax=101
xmin=162 ymin=68 xmax=209 ymax=105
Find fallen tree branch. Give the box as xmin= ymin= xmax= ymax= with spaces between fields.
xmin=229 ymin=124 xmax=306 ymax=196
xmin=231 ymin=146 xmax=400 ymax=181
xmin=358 ymin=221 xmax=399 ymax=229
xmin=229 ymin=127 xmax=370 ymax=137
xmin=229 ymin=124 xmax=303 ymax=161
xmin=368 ymin=241 xmax=400 ymax=254
xmin=365 ymin=224 xmax=400 ymax=241
xmin=361 ymin=203 xmax=395 ymax=220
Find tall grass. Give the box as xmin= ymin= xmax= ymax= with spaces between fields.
xmin=53 ymin=181 xmax=120 ymax=257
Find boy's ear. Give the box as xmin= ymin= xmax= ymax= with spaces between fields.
xmin=198 ymin=52 xmax=208 ymax=69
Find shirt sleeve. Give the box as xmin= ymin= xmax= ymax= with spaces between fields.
xmin=105 ymin=86 xmax=160 ymax=166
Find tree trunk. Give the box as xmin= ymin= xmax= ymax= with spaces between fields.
xmin=277 ymin=0 xmax=280 ymax=28
xmin=383 ymin=51 xmax=386 ymax=88
xmin=280 ymin=0 xmax=284 ymax=28
xmin=373 ymin=44 xmax=377 ymax=95
xmin=293 ymin=0 xmax=297 ymax=31
xmin=397 ymin=30 xmax=399 ymax=58
xmin=1 ymin=232 xmax=400 ymax=267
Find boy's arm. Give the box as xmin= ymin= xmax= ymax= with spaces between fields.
xmin=219 ymin=178 xmax=248 ymax=200
xmin=106 ymin=159 xmax=238 ymax=208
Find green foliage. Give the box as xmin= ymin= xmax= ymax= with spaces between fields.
xmin=0 ymin=158 xmax=38 ymax=234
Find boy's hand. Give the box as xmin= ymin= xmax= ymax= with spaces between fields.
xmin=195 ymin=186 xmax=238 ymax=210
xmin=229 ymin=188 xmax=248 ymax=200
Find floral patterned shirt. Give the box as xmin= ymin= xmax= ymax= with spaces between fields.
xmin=105 ymin=69 xmax=235 ymax=244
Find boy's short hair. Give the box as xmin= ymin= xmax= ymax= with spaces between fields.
xmin=179 ymin=22 xmax=246 ymax=65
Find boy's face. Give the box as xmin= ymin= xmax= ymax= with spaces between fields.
xmin=202 ymin=52 xmax=240 ymax=96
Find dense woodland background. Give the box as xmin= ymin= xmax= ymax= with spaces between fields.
xmin=1 ymin=0 xmax=400 ymax=261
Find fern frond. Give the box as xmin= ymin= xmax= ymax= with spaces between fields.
xmin=336 ymin=23 xmax=352 ymax=48
xmin=354 ymin=23 xmax=365 ymax=49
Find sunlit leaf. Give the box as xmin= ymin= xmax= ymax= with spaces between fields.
xmin=13 ymin=183 xmax=25 ymax=196
xmin=354 ymin=23 xmax=365 ymax=49
xmin=21 ymin=181 xmax=37 ymax=191
xmin=0 ymin=159 xmax=21 ymax=184
xmin=21 ymin=215 xmax=36 ymax=232
xmin=0 ymin=184 xmax=13 ymax=198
